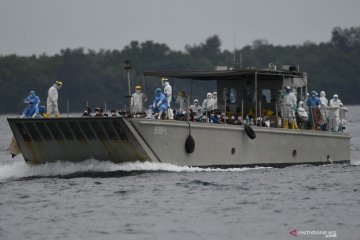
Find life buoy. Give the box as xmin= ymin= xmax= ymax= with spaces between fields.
xmin=185 ymin=135 xmax=195 ymax=153
xmin=244 ymin=124 xmax=256 ymax=139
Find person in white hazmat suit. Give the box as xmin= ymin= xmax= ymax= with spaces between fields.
xmin=296 ymin=101 xmax=308 ymax=129
xmin=202 ymin=92 xmax=214 ymax=111
xmin=319 ymin=90 xmax=328 ymax=120
xmin=281 ymin=86 xmax=297 ymax=128
xmin=175 ymin=91 xmax=188 ymax=113
xmin=328 ymin=94 xmax=344 ymax=132
xmin=189 ymin=99 xmax=203 ymax=120
xmin=46 ymin=80 xmax=62 ymax=117
xmin=212 ymin=92 xmax=218 ymax=110
xmin=162 ymin=77 xmax=174 ymax=120
xmin=131 ymin=85 xmax=147 ymax=114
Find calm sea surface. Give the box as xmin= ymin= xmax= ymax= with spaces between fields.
xmin=0 ymin=107 xmax=360 ymax=240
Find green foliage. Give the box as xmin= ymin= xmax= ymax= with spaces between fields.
xmin=0 ymin=27 xmax=359 ymax=114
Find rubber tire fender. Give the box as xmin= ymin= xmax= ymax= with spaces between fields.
xmin=244 ymin=124 xmax=256 ymax=139
xmin=185 ymin=135 xmax=195 ymax=153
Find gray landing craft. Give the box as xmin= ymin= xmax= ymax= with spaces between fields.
xmin=8 ymin=65 xmax=350 ymax=167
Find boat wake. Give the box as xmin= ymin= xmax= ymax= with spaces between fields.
xmin=0 ymin=159 xmax=270 ymax=180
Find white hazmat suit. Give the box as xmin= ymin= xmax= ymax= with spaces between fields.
xmin=328 ymin=94 xmax=343 ymax=132
xmin=281 ymin=87 xmax=297 ymax=121
xmin=319 ymin=90 xmax=328 ymax=119
xmin=46 ymin=82 xmax=62 ymax=116
xmin=162 ymin=80 xmax=173 ymax=119
xmin=212 ymin=92 xmax=218 ymax=110
xmin=189 ymin=99 xmax=203 ymax=118
xmin=131 ymin=90 xmax=147 ymax=113
xmin=176 ymin=94 xmax=188 ymax=113
xmin=202 ymin=92 xmax=215 ymax=111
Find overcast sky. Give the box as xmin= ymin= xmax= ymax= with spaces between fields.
xmin=1 ymin=0 xmax=359 ymax=56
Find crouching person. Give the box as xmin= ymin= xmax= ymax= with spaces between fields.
xmin=146 ymin=88 xmax=168 ymax=119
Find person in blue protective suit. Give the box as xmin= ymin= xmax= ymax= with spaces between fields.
xmin=22 ymin=90 xmax=40 ymax=118
xmin=306 ymin=90 xmax=322 ymax=129
xmin=209 ymin=111 xmax=222 ymax=124
xmin=146 ymin=88 xmax=168 ymax=119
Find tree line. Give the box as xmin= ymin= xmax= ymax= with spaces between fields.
xmin=0 ymin=26 xmax=359 ymax=114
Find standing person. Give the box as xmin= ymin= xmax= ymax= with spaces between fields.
xmin=281 ymin=86 xmax=297 ymax=128
xmin=130 ymin=85 xmax=147 ymax=114
xmin=46 ymin=81 xmax=62 ymax=117
xmin=329 ymin=94 xmax=344 ymax=132
xmin=162 ymin=77 xmax=173 ymax=120
xmin=296 ymin=101 xmax=308 ymax=129
xmin=306 ymin=90 xmax=322 ymax=129
xmin=212 ymin=91 xmax=218 ymax=110
xmin=22 ymin=90 xmax=40 ymax=118
xmin=175 ymin=91 xmax=188 ymax=113
xmin=202 ymin=92 xmax=214 ymax=112
xmin=319 ymin=90 xmax=328 ymax=120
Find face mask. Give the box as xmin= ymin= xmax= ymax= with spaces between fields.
xmin=136 ymin=90 xmax=141 ymax=93
xmin=217 ymin=115 xmax=221 ymax=118
xmin=211 ymin=114 xmax=215 ymax=117
xmin=231 ymin=116 xmax=235 ymax=120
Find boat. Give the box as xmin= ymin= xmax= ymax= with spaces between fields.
xmin=7 ymin=64 xmax=351 ymax=167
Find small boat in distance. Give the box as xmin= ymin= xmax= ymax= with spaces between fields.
xmin=8 ymin=64 xmax=351 ymax=167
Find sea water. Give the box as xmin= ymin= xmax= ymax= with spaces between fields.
xmin=0 ymin=107 xmax=360 ymax=240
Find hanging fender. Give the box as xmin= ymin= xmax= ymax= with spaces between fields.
xmin=244 ymin=124 xmax=256 ymax=139
xmin=185 ymin=135 xmax=195 ymax=153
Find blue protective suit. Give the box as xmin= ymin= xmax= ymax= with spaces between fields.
xmin=306 ymin=93 xmax=322 ymax=129
xmin=209 ymin=114 xmax=220 ymax=123
xmin=306 ymin=96 xmax=321 ymax=107
xmin=149 ymin=91 xmax=168 ymax=112
xmin=22 ymin=91 xmax=40 ymax=118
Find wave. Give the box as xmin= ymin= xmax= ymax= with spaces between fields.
xmin=0 ymin=159 xmax=270 ymax=180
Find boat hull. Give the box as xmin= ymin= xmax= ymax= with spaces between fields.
xmin=130 ymin=119 xmax=350 ymax=167
xmin=7 ymin=117 xmax=351 ymax=167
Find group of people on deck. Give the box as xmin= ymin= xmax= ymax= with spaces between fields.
xmin=129 ymin=77 xmax=222 ymax=121
xmin=22 ymin=78 xmax=345 ymax=133
xmin=130 ymin=81 xmax=346 ymax=132
xmin=282 ymin=86 xmax=345 ymax=132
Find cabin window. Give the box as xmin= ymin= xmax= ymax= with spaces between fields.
xmin=24 ymin=122 xmax=42 ymax=142
xmin=35 ymin=122 xmax=53 ymax=141
xmin=69 ymin=122 xmax=86 ymax=141
xmin=79 ymin=121 xmax=96 ymax=140
xmin=47 ymin=122 xmax=64 ymax=141
xmin=57 ymin=122 xmax=75 ymax=140
xmin=222 ymin=88 xmax=237 ymax=104
xmin=229 ymin=88 xmax=237 ymax=104
xmin=243 ymin=87 xmax=254 ymax=103
xmin=261 ymin=89 xmax=271 ymax=103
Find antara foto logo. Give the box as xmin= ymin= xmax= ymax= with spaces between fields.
xmin=289 ymin=229 xmax=297 ymax=237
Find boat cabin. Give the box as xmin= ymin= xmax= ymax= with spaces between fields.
xmin=144 ymin=65 xmax=307 ymax=125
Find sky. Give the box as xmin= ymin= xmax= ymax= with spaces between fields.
xmin=0 ymin=0 xmax=359 ymax=56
